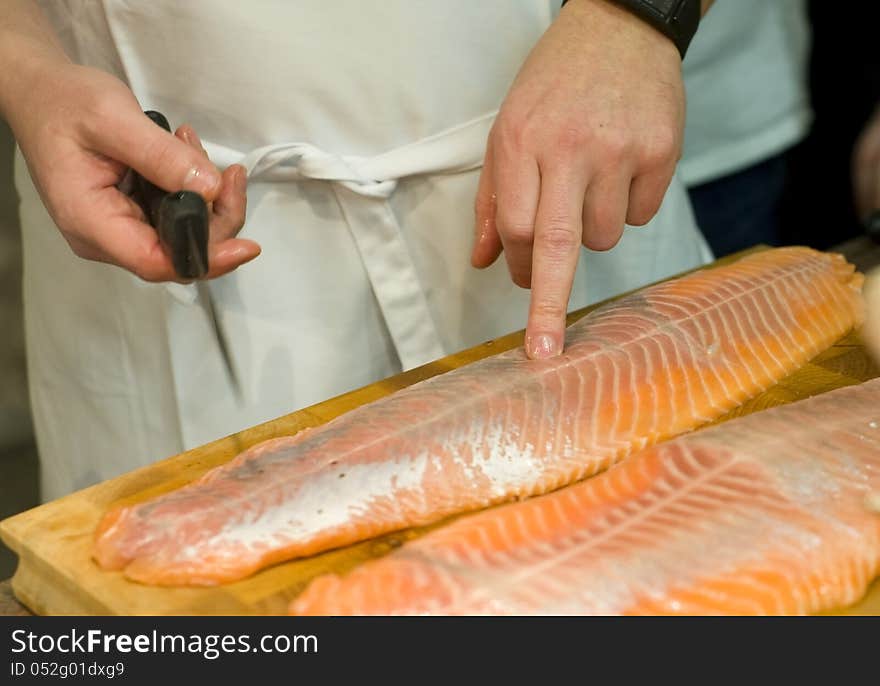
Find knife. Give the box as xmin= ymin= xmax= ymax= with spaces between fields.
xmin=132 ymin=110 xmax=243 ymax=401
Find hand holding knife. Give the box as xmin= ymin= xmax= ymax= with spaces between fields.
xmin=131 ymin=110 xmax=243 ymax=401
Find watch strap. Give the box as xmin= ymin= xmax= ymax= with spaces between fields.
xmin=562 ymin=0 xmax=701 ymax=59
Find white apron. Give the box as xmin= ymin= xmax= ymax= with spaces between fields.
xmin=19 ymin=0 xmax=711 ymax=500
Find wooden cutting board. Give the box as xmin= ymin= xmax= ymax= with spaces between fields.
xmin=2 ymin=249 xmax=879 ymax=616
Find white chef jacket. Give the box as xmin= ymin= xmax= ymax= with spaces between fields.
xmin=17 ymin=0 xmax=711 ymax=500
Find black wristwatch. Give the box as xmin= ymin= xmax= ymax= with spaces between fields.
xmin=562 ymin=0 xmax=702 ymax=60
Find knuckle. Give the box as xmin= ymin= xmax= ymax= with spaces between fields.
xmin=142 ymin=137 xmax=178 ymax=180
xmin=554 ymin=125 xmax=587 ymax=155
xmin=87 ymin=90 xmax=119 ymax=123
xmin=496 ymin=213 xmax=534 ymax=245
xmin=585 ymin=200 xmax=623 ymax=233
xmin=641 ymin=127 xmax=679 ymax=168
xmin=538 ymin=223 xmax=579 ymax=254
xmin=494 ymin=114 xmax=529 ymax=151
xmin=84 ymin=96 xmax=133 ymax=143
xmin=597 ymin=129 xmax=631 ymax=164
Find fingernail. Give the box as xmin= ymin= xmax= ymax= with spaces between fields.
xmin=527 ymin=333 xmax=558 ymax=360
xmin=183 ymin=165 xmax=221 ymax=196
xmin=179 ymin=126 xmax=205 ymax=154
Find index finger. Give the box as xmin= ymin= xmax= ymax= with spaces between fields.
xmin=64 ymin=181 xmax=181 ymax=282
xmin=74 ymin=182 xmax=259 ymax=283
xmin=525 ymin=166 xmax=586 ymax=359
xmin=175 ymin=126 xmax=250 ymax=243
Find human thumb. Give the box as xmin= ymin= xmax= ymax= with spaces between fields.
xmin=91 ymin=105 xmax=222 ymax=200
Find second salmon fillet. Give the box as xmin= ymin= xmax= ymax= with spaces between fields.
xmin=93 ymin=247 xmax=864 ymax=585
xmin=291 ymin=378 xmax=880 ymax=615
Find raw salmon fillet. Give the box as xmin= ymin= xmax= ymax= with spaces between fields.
xmin=93 ymin=247 xmax=864 ymax=586
xmin=291 ymin=378 xmax=880 ymax=615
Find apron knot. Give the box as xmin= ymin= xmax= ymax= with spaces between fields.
xmin=207 ymin=141 xmax=399 ymax=199
xmin=196 ymin=112 xmax=499 ymax=370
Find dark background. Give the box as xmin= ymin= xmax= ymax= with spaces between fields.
xmin=0 ymin=117 xmax=38 ymax=580
xmin=781 ymin=3 xmax=880 ymax=248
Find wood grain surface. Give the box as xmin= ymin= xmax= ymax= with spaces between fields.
xmin=2 ymin=248 xmax=878 ymax=616
xmin=0 ymin=580 xmax=28 ymax=616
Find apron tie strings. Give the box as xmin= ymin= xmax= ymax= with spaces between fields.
xmin=167 ymin=111 xmax=497 ymax=371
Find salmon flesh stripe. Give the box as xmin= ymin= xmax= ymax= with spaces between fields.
xmin=93 ymin=247 xmax=864 ymax=586
xmin=291 ymin=378 xmax=880 ymax=615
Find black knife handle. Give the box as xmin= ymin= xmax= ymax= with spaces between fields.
xmin=144 ymin=110 xmax=171 ymax=131
xmin=157 ymin=191 xmax=210 ymax=279
xmin=134 ymin=110 xmax=211 ymax=279
xmin=135 ymin=111 xmax=173 ymax=227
